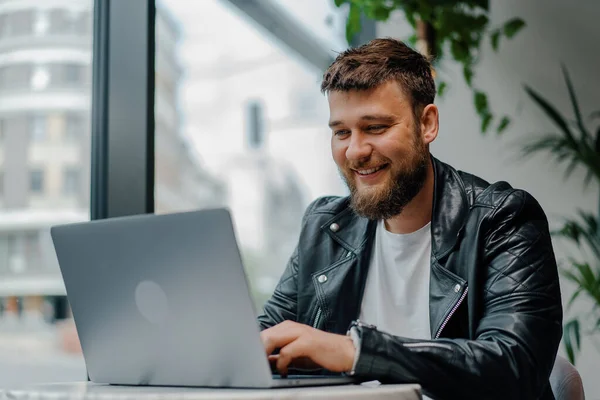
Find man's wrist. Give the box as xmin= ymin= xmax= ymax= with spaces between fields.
xmin=345 ymin=326 xmax=362 ymax=375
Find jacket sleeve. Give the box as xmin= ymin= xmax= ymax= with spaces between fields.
xmin=257 ymin=198 xmax=322 ymax=330
xmin=351 ymin=190 xmax=563 ymax=400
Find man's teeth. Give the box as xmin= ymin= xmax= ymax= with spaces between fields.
xmin=357 ymin=165 xmax=385 ymax=175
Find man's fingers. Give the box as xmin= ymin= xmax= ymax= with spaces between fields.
xmin=275 ymin=352 xmax=291 ymax=377
xmin=288 ymin=357 xmax=320 ymax=371
xmin=269 ymin=354 xmax=320 ymax=373
xmin=260 ymin=321 xmax=308 ymax=355
xmin=275 ymin=339 xmax=309 ymax=377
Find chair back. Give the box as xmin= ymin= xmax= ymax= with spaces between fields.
xmin=549 ymin=355 xmax=584 ymax=400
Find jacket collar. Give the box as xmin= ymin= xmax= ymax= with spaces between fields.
xmin=430 ymin=156 xmax=470 ymax=259
xmin=322 ymin=156 xmax=470 ymax=259
xmin=320 ymin=202 xmax=376 ymax=255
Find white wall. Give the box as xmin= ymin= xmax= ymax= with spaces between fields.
xmin=379 ymin=1 xmax=600 ymax=397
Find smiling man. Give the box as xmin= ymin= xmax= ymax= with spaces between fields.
xmin=258 ymin=38 xmax=562 ymax=400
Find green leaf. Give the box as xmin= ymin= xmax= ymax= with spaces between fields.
xmin=567 ymin=286 xmax=584 ymax=309
xmin=404 ymin=11 xmax=416 ymax=28
xmin=503 ymin=18 xmax=526 ymax=39
xmin=334 ymin=0 xmax=346 ymax=7
xmin=370 ymin=4 xmax=392 ymax=20
xmin=438 ymin=81 xmax=447 ymax=97
xmin=490 ymin=30 xmax=500 ymax=52
xmin=562 ymin=269 xmax=582 ymax=287
xmin=345 ymin=3 xmax=362 ymax=43
xmin=463 ymin=65 xmax=474 ymax=87
xmin=562 ymin=65 xmax=589 ymax=139
xmin=574 ymin=262 xmax=595 ymax=286
xmin=407 ymin=33 xmax=417 ymax=47
xmin=564 ymin=157 xmax=580 ymax=180
xmin=523 ymin=85 xmax=576 ymax=146
xmin=563 ymin=319 xmax=581 ymax=365
xmin=472 ymin=0 xmax=490 ymax=10
xmin=497 ymin=116 xmax=510 ymax=134
xmin=481 ymin=113 xmax=493 ymax=133
xmin=451 ymin=39 xmax=470 ymax=63
xmin=474 ymin=91 xmax=488 ymax=115
xmin=562 ymin=261 xmax=600 ymax=306
xmin=584 ymin=168 xmax=595 ymax=187
xmin=556 ymin=212 xmax=600 ymax=259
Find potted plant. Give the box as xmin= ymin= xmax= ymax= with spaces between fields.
xmin=521 ymin=66 xmax=600 ymax=364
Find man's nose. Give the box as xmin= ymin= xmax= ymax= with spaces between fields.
xmin=345 ymin=133 xmax=372 ymax=162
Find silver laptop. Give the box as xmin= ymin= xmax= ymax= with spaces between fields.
xmin=50 ymin=208 xmax=354 ymax=388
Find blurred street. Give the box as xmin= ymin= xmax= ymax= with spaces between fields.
xmin=0 ymin=316 xmax=86 ymax=389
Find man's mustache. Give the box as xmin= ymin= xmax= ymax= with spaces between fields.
xmin=344 ymin=157 xmax=391 ymax=171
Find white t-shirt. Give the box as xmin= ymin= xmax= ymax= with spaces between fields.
xmin=358 ymin=219 xmax=432 ymax=339
xmin=354 ymin=219 xmax=433 ymax=399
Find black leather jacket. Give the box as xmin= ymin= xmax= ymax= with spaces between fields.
xmin=257 ymin=156 xmax=562 ymax=400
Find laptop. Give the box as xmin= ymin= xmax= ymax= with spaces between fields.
xmin=50 ymin=208 xmax=354 ymax=388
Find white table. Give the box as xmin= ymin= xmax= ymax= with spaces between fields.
xmin=2 ymin=382 xmax=422 ymax=399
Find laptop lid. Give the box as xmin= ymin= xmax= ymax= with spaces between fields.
xmin=51 ymin=208 xmax=275 ymax=387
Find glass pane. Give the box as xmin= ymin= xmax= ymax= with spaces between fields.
xmin=0 ymin=1 xmax=91 ymax=387
xmin=155 ymin=0 xmax=348 ymax=309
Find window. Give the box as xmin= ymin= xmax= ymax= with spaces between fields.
xmin=65 ymin=113 xmax=84 ymax=141
xmin=48 ymin=9 xmax=66 ymax=34
xmin=0 ymin=0 xmax=90 ymax=389
xmin=0 ymin=64 xmax=33 ymax=91
xmin=63 ymin=64 xmax=82 ymax=85
xmin=48 ymin=8 xmax=89 ymax=36
xmin=29 ymin=169 xmax=44 ymax=193
xmin=45 ymin=63 xmax=85 ymax=88
xmin=0 ymin=14 xmax=7 ymax=38
xmin=62 ymin=167 xmax=79 ymax=195
xmin=2 ymin=10 xmax=34 ymax=37
xmin=74 ymin=10 xmax=90 ymax=35
xmin=29 ymin=115 xmax=46 ymax=141
xmin=155 ymin=0 xmax=347 ymax=309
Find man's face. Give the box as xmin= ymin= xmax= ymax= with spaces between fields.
xmin=328 ymin=80 xmax=429 ymax=220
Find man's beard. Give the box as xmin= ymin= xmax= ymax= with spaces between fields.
xmin=340 ymin=138 xmax=429 ymax=220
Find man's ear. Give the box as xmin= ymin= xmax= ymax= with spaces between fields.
xmin=420 ymin=104 xmax=439 ymax=145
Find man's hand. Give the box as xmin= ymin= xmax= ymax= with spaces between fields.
xmin=260 ymin=320 xmax=355 ymax=377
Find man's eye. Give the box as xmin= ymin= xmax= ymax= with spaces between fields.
xmin=367 ymin=125 xmax=387 ymax=132
xmin=334 ymin=130 xmax=350 ymax=137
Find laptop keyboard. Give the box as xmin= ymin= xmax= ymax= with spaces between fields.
xmin=272 ymin=374 xmax=343 ymax=380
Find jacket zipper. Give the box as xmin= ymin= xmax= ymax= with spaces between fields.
xmin=435 ymin=286 xmax=469 ymax=339
xmin=404 ymin=342 xmax=453 ymax=350
xmin=312 ymin=307 xmax=323 ymax=329
xmin=311 ymin=252 xmax=353 ymax=330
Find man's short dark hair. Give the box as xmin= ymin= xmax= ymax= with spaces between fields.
xmin=321 ymin=38 xmax=436 ymax=119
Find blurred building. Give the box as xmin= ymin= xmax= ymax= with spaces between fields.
xmin=222 ymin=101 xmax=307 ymax=303
xmin=0 ymin=0 xmax=225 ymax=321
xmin=154 ymin=5 xmax=226 ymax=213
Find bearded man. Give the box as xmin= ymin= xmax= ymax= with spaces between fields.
xmin=258 ymin=38 xmax=562 ymax=400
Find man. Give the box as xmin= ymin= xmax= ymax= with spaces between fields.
xmin=258 ymin=38 xmax=563 ymax=400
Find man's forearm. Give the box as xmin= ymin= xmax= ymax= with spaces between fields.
xmin=351 ymin=321 xmax=560 ymax=400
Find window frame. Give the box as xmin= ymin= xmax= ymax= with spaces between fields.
xmin=91 ymin=0 xmax=155 ymax=220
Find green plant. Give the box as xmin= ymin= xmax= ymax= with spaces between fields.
xmin=334 ymin=0 xmax=526 ymax=135
xmin=521 ymin=66 xmax=600 ymax=364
